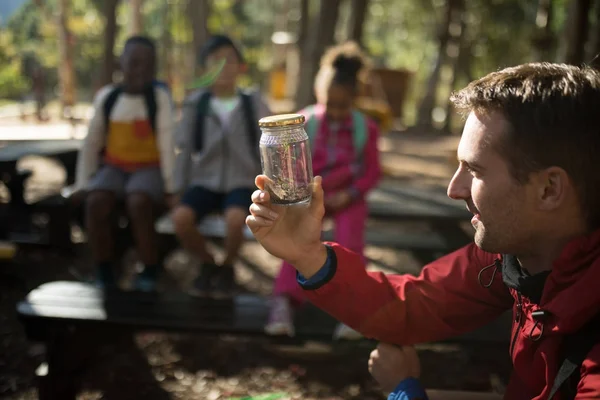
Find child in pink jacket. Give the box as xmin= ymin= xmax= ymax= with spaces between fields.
xmin=265 ymin=42 xmax=382 ymax=339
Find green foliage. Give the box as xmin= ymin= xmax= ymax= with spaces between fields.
xmin=0 ymin=0 xmax=578 ymax=119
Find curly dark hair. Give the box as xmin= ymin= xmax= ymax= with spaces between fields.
xmin=316 ymin=41 xmax=370 ymax=95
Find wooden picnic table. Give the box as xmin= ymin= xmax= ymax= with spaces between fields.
xmin=17 ymin=280 xmax=510 ymax=400
xmin=0 ymin=139 xmax=81 ymax=207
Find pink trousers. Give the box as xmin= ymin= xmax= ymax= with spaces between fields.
xmin=273 ymin=198 xmax=368 ymax=305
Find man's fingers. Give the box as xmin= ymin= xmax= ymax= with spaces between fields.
xmin=251 ymin=189 xmax=271 ymax=204
xmin=377 ymin=342 xmax=398 ymax=353
xmin=249 ymin=203 xmax=279 ymax=221
xmin=255 ymin=174 xmax=272 ymax=191
xmin=403 ymin=346 xmax=421 ymax=378
xmin=245 ymin=215 xmax=273 ymax=232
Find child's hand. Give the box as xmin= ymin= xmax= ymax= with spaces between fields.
xmin=325 ymin=191 xmax=353 ymax=213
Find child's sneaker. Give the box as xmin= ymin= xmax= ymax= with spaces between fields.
xmin=333 ymin=323 xmax=363 ymax=340
xmin=189 ymin=263 xmax=218 ymax=297
xmin=212 ymin=265 xmax=236 ymax=299
xmin=264 ymin=296 xmax=295 ymax=337
xmin=93 ymin=264 xmax=117 ymax=290
xmin=133 ymin=265 xmax=160 ymax=292
xmin=133 ymin=275 xmax=158 ymax=292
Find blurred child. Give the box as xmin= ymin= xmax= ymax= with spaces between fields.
xmin=171 ymin=35 xmax=271 ymax=298
xmin=265 ymin=41 xmax=382 ymax=339
xmin=74 ymin=35 xmax=176 ymax=292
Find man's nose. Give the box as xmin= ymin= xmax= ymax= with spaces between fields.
xmin=447 ymin=170 xmax=471 ymax=200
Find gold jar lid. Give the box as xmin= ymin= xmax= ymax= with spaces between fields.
xmin=258 ymin=113 xmax=305 ymax=128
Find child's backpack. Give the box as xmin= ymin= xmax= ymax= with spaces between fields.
xmin=303 ymin=106 xmax=368 ymax=158
xmin=98 ymin=82 xmax=165 ymax=162
xmin=193 ymin=90 xmax=260 ymax=161
xmin=102 ymin=83 xmax=159 ymax=135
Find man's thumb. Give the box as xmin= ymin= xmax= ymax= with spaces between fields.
xmin=310 ymin=176 xmax=325 ymax=217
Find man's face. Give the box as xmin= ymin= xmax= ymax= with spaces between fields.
xmin=205 ymin=46 xmax=243 ymax=90
xmin=121 ymin=43 xmax=155 ymax=93
xmin=447 ymin=111 xmax=540 ymax=254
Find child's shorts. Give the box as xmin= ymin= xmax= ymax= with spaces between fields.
xmin=180 ymin=186 xmax=253 ymax=221
xmin=87 ymin=165 xmax=164 ymax=202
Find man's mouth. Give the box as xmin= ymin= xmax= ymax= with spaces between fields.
xmin=466 ymin=203 xmax=481 ymax=223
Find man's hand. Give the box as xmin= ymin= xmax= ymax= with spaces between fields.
xmin=324 ymin=190 xmax=353 ymax=213
xmin=368 ymin=343 xmax=421 ymax=393
xmin=246 ymin=175 xmax=327 ymax=278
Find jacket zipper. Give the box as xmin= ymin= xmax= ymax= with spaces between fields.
xmin=510 ymin=292 xmax=523 ymax=358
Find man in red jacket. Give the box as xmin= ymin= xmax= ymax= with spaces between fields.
xmin=247 ymin=62 xmax=600 ymax=400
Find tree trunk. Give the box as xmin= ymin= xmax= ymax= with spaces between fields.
xmin=187 ymin=0 xmax=211 ymax=75
xmin=57 ymin=0 xmax=76 ymax=117
xmin=294 ymin=0 xmax=342 ymax=109
xmin=161 ymin=0 xmax=171 ymax=85
xmin=348 ymin=0 xmax=369 ymax=46
xmin=129 ymin=0 xmax=143 ymax=35
xmin=531 ymin=0 xmax=555 ymax=62
xmin=416 ymin=0 xmax=456 ymax=128
xmin=588 ymin=0 xmax=600 ymax=67
xmin=100 ymin=0 xmax=120 ymax=87
xmin=296 ymin=0 xmax=310 ymax=60
xmin=443 ymin=1 xmax=466 ymax=133
xmin=563 ymin=0 xmax=592 ymax=65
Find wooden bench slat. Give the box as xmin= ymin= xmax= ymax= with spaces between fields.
xmin=17 ymin=281 xmax=510 ymax=344
xmin=0 ymin=140 xmax=81 ymax=162
xmin=154 ymin=213 xmax=467 ymax=251
xmin=17 ymin=281 xmax=339 ymax=339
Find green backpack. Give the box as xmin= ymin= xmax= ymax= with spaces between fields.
xmin=303 ymin=106 xmax=368 ymax=156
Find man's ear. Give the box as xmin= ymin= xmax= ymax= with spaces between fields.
xmin=536 ymin=166 xmax=569 ymax=211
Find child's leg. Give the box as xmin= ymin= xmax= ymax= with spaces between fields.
xmin=85 ymin=166 xmax=126 ymax=286
xmin=125 ymin=167 xmax=164 ymax=272
xmin=273 ymin=260 xmax=306 ymax=305
xmin=171 ymin=186 xmax=221 ymax=263
xmin=333 ymin=198 xmax=368 ymax=262
xmin=266 ymin=260 xmax=301 ymax=336
xmin=221 ymin=188 xmax=254 ymax=267
xmin=332 ymin=198 xmax=368 ymax=340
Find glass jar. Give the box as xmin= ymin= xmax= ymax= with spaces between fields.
xmin=258 ymin=114 xmax=313 ymax=206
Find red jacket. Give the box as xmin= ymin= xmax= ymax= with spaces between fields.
xmin=303 ymin=233 xmax=600 ymax=399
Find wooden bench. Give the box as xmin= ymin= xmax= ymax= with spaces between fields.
xmin=0 ymin=141 xmax=81 ymax=248
xmin=17 ymin=280 xmax=511 ymax=399
xmin=0 ymin=140 xmax=81 ymax=191
xmin=154 ymin=182 xmax=474 ymax=255
xmin=16 ymin=280 xmax=351 ymax=400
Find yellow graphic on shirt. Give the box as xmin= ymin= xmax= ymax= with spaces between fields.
xmin=104 ymin=119 xmax=160 ymax=170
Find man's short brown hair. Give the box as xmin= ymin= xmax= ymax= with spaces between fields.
xmin=451 ymin=63 xmax=600 ymax=228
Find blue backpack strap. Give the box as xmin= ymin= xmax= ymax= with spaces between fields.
xmin=351 ymin=109 xmax=368 ymax=156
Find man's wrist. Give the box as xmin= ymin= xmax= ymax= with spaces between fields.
xmin=289 ymin=243 xmax=327 ymax=279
